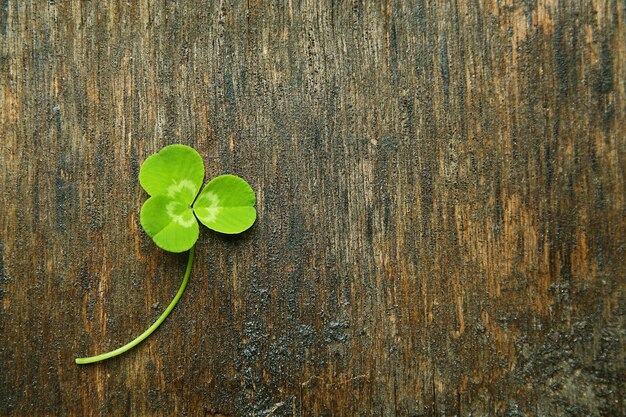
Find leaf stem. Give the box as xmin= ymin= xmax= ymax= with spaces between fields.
xmin=75 ymin=245 xmax=195 ymax=365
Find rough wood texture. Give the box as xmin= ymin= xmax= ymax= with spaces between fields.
xmin=0 ymin=1 xmax=623 ymax=416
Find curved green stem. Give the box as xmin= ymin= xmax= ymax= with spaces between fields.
xmin=75 ymin=245 xmax=195 ymax=365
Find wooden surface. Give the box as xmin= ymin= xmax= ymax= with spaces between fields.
xmin=0 ymin=1 xmax=624 ymax=416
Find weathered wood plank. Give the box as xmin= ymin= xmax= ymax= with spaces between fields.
xmin=0 ymin=0 xmax=623 ymax=416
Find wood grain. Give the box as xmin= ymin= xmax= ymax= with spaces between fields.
xmin=0 ymin=1 xmax=623 ymax=416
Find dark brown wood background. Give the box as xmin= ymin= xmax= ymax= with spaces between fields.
xmin=0 ymin=1 xmax=623 ymax=416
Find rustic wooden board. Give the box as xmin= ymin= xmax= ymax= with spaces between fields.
xmin=0 ymin=1 xmax=623 ymax=416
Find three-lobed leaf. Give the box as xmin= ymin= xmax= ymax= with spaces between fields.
xmin=76 ymin=144 xmax=257 ymax=365
xmin=139 ymin=145 xmax=256 ymax=252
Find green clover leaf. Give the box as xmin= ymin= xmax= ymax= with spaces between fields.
xmin=140 ymin=196 xmax=200 ymax=253
xmin=76 ymin=144 xmax=256 ymax=364
xmin=138 ymin=145 xmax=256 ymax=252
xmin=194 ymin=174 xmax=257 ymax=234
xmin=139 ymin=144 xmax=205 ymax=205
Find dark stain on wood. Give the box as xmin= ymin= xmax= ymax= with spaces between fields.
xmin=1 ymin=0 xmax=624 ymax=416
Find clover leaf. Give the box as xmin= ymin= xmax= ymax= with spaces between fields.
xmin=138 ymin=145 xmax=256 ymax=252
xmin=139 ymin=144 xmax=205 ymax=204
xmin=194 ymin=175 xmax=257 ymax=234
xmin=76 ymin=144 xmax=256 ymax=364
